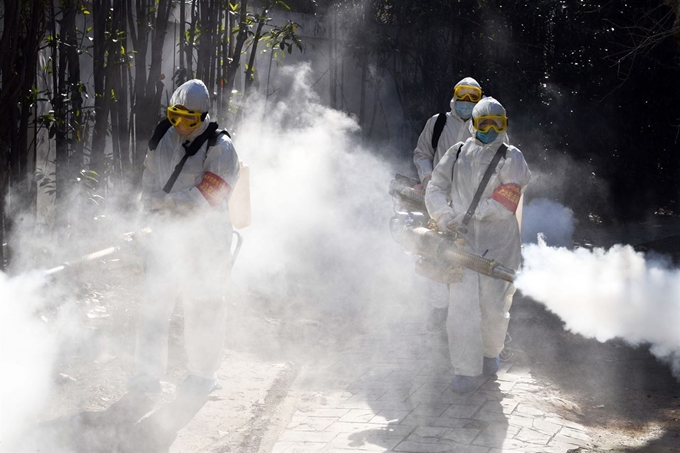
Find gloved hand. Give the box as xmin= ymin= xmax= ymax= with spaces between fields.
xmin=422 ymin=175 xmax=431 ymax=191
xmin=435 ymin=212 xmax=455 ymax=232
xmin=448 ymin=212 xmax=468 ymax=234
xmin=414 ymin=175 xmax=431 ymax=194
xmin=144 ymin=190 xmax=171 ymax=212
xmin=436 ymin=212 xmax=470 ymax=234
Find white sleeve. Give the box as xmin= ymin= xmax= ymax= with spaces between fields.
xmin=425 ymin=142 xmax=463 ymax=221
xmin=413 ymin=115 xmax=438 ymax=182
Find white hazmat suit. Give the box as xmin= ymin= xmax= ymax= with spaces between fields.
xmin=413 ymin=77 xmax=480 ymax=313
xmin=425 ymin=97 xmax=531 ymax=377
xmin=413 ymin=77 xmax=480 ymax=188
xmin=136 ymin=79 xmax=240 ymax=389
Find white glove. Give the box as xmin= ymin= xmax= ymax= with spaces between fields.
xmin=422 ymin=175 xmax=431 ymax=191
xmin=414 ymin=175 xmax=431 ymax=195
xmin=449 ymin=212 xmax=468 ymax=234
xmin=144 ymin=190 xmax=171 ymax=211
xmin=452 ymin=212 xmax=466 ymax=226
xmin=435 ymin=212 xmax=455 ymax=231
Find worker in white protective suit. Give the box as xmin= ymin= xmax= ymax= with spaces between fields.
xmin=413 ymin=77 xmax=482 ymax=333
xmin=424 ymin=97 xmax=530 ymax=394
xmin=128 ymin=79 xmax=240 ymax=396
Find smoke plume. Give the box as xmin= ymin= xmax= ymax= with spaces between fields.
xmin=1 ymin=62 xmax=423 ymax=447
xmin=517 ymin=235 xmax=680 ymax=379
xmin=0 ymin=271 xmax=58 ymax=445
xmin=229 ymin=63 xmax=419 ymax=323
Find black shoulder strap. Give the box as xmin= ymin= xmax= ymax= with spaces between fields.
xmin=207 ymin=129 xmax=231 ymax=148
xmin=162 ymin=122 xmax=219 ymax=193
xmin=431 ymin=113 xmax=447 ymax=150
xmin=462 ymin=143 xmax=508 ymax=226
xmin=450 ymin=143 xmax=464 ymax=180
xmin=148 ymin=119 xmax=172 ymax=151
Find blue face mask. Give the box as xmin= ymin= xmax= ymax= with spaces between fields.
xmin=454 ymin=101 xmax=475 ymax=120
xmin=476 ymin=130 xmax=499 ymax=144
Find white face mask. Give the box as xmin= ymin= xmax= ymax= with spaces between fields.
xmin=455 ymin=101 xmax=475 ymax=120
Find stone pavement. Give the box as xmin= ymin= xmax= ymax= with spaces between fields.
xmin=270 ymin=321 xmax=594 ymax=453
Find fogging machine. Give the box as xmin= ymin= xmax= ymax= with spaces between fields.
xmin=389 ymin=173 xmax=515 ymax=283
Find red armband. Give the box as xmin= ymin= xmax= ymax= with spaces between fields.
xmin=491 ymin=183 xmax=521 ymax=213
xmin=196 ymin=171 xmax=231 ymax=207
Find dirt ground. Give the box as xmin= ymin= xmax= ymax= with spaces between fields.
xmin=8 ymin=217 xmax=680 ymax=453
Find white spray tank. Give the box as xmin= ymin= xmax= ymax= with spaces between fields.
xmin=229 ymin=160 xmax=251 ymax=229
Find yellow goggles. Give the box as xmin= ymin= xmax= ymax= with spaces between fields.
xmin=167 ymin=105 xmax=204 ymax=129
xmin=454 ymin=85 xmax=482 ymax=102
xmin=473 ymin=115 xmax=508 ymax=133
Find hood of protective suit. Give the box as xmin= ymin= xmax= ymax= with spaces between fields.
xmin=169 ymin=79 xmax=212 ymax=140
xmin=472 ymin=96 xmax=506 ymax=118
xmin=449 ymin=76 xmax=482 ymax=120
xmin=472 ymin=96 xmax=506 ymax=145
xmin=170 ymin=79 xmax=211 ymax=112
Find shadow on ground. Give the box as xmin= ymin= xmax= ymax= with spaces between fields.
xmin=11 ymin=392 xmax=210 ymax=453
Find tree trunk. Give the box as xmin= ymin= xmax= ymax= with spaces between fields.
xmin=243 ymin=7 xmax=269 ymax=96
xmin=0 ymin=0 xmax=47 ymax=267
xmin=0 ymin=0 xmax=19 ymax=269
xmin=129 ymin=0 xmax=149 ymax=185
xmin=358 ymin=51 xmax=368 ymax=135
xmin=65 ymin=0 xmax=85 ymax=171
xmin=178 ymin=0 xmax=186 ymax=83
xmin=207 ymin=0 xmax=219 ymax=92
xmin=186 ymin=0 xmax=198 ymax=78
xmin=53 ymin=0 xmax=71 ymax=230
xmin=197 ymin=0 xmax=213 ymax=82
xmin=90 ymin=0 xmax=111 ymax=179
xmin=117 ymin=0 xmax=131 ymax=182
xmin=217 ymin=3 xmax=235 ymax=117
xmin=129 ymin=0 xmax=172 ymax=188
xmin=329 ymin=11 xmax=337 ymax=109
xmin=105 ymin=0 xmax=130 ymax=189
xmin=223 ymin=0 xmax=250 ymax=110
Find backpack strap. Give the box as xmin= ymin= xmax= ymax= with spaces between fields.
xmin=431 ymin=112 xmax=447 ymax=150
xmin=207 ymin=129 xmax=231 ymax=149
xmin=462 ymin=143 xmax=508 ymax=226
xmin=450 ymin=142 xmax=464 ymax=180
xmin=148 ymin=119 xmax=172 ymax=151
xmin=162 ymin=122 xmax=219 ymax=193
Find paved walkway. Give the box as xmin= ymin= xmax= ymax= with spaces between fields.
xmin=270 ymin=322 xmax=593 ymax=453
